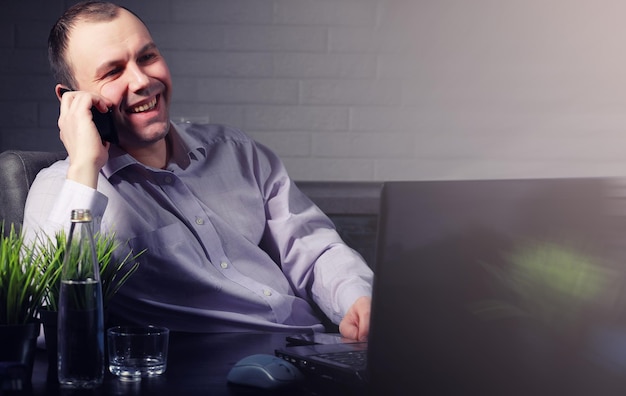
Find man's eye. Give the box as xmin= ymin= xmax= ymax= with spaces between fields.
xmin=139 ymin=53 xmax=157 ymax=63
xmin=104 ymin=68 xmax=121 ymax=77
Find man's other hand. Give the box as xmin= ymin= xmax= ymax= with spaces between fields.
xmin=339 ymin=296 xmax=371 ymax=341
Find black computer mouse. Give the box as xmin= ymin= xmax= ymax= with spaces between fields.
xmin=227 ymin=353 xmax=304 ymax=390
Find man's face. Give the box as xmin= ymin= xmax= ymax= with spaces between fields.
xmin=65 ymin=9 xmax=172 ymax=148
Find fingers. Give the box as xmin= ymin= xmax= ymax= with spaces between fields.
xmin=339 ymin=319 xmax=359 ymax=340
xmin=55 ymin=88 xmax=111 ymax=187
xmin=356 ymin=308 xmax=370 ymax=341
xmin=339 ymin=313 xmax=367 ymax=341
xmin=58 ymin=90 xmax=112 ymax=142
xmin=63 ymin=93 xmax=111 ymax=115
xmin=91 ymin=95 xmax=114 ymax=114
xmin=58 ymin=87 xmax=113 ymax=116
xmin=58 ymin=93 xmax=100 ymax=145
xmin=339 ymin=296 xmax=372 ymax=341
xmin=353 ymin=296 xmax=371 ymax=341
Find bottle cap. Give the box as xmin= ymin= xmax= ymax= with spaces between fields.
xmin=70 ymin=209 xmax=93 ymax=222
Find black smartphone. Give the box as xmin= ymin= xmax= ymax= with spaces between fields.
xmin=59 ymin=88 xmax=118 ymax=144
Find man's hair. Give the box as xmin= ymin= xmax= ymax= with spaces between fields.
xmin=47 ymin=1 xmax=141 ymax=89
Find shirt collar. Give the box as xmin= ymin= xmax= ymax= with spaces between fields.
xmin=101 ymin=122 xmax=206 ymax=178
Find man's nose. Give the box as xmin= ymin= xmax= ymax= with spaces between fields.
xmin=127 ymin=63 xmax=150 ymax=92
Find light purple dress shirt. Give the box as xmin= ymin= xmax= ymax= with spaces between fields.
xmin=23 ymin=123 xmax=373 ymax=333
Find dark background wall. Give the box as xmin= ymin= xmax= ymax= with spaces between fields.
xmin=3 ymin=0 xmax=626 ymax=181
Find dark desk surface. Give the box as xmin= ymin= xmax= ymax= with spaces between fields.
xmin=28 ymin=332 xmax=358 ymax=396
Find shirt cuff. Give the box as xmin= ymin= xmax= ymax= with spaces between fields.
xmin=48 ymin=179 xmax=108 ymax=227
xmin=337 ymin=282 xmax=373 ymax=322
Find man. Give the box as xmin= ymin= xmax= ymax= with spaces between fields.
xmin=24 ymin=1 xmax=372 ymax=340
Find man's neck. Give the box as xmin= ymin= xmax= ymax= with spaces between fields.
xmin=123 ymin=133 xmax=172 ymax=170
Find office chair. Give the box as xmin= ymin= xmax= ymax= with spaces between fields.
xmin=0 ymin=150 xmax=67 ymax=236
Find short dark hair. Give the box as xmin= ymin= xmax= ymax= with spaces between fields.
xmin=47 ymin=1 xmax=142 ymax=89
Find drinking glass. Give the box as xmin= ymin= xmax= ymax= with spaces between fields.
xmin=107 ymin=326 xmax=169 ymax=381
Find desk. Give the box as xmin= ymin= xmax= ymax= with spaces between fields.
xmin=28 ymin=332 xmax=358 ymax=396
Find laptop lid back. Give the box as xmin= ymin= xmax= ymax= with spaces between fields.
xmin=368 ymin=178 xmax=626 ymax=395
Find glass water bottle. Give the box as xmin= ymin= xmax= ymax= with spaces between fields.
xmin=57 ymin=209 xmax=105 ymax=388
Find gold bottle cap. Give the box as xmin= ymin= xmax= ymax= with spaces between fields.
xmin=70 ymin=209 xmax=93 ymax=222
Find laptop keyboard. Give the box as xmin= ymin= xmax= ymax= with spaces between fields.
xmin=315 ymin=350 xmax=367 ymax=370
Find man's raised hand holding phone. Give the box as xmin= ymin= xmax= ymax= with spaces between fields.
xmin=55 ymin=87 xmax=114 ymax=189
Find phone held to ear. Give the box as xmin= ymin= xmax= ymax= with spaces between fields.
xmin=59 ymin=88 xmax=118 ymax=144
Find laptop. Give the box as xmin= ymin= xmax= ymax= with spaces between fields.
xmin=276 ymin=178 xmax=626 ymax=395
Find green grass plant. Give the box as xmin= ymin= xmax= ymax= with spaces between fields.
xmin=40 ymin=230 xmax=143 ymax=311
xmin=0 ymin=224 xmax=60 ymax=325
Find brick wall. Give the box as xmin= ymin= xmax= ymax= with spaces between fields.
xmin=3 ymin=0 xmax=626 ymax=181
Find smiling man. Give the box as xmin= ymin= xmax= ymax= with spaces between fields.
xmin=24 ymin=1 xmax=373 ymax=340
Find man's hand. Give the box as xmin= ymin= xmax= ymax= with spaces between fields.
xmin=57 ymin=87 xmax=112 ymax=188
xmin=339 ymin=296 xmax=371 ymax=341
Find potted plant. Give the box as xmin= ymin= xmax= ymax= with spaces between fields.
xmin=0 ymin=223 xmax=59 ymax=381
xmin=38 ymin=230 xmax=143 ymax=380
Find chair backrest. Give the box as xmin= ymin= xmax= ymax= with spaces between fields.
xmin=0 ymin=150 xmax=67 ymax=236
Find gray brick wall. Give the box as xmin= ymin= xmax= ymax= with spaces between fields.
xmin=2 ymin=0 xmax=626 ymax=182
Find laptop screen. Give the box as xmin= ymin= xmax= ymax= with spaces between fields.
xmin=368 ymin=178 xmax=626 ymax=395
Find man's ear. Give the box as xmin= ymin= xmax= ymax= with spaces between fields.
xmin=55 ymin=84 xmax=70 ymax=101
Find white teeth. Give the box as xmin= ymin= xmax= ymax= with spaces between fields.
xmin=131 ymin=97 xmax=157 ymax=113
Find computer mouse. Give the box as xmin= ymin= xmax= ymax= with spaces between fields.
xmin=227 ymin=353 xmax=304 ymax=390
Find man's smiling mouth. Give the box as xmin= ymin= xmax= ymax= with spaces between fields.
xmin=129 ymin=96 xmax=157 ymax=113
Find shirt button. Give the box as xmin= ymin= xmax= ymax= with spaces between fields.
xmin=164 ymin=175 xmax=173 ymax=184
xmin=263 ymin=289 xmax=272 ymax=297
xmin=195 ymin=217 xmax=204 ymax=225
xmin=220 ymin=262 xmax=228 ymax=269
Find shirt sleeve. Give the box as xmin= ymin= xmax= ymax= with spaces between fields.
xmin=23 ymin=161 xmax=108 ymax=245
xmin=254 ymin=142 xmax=374 ymax=325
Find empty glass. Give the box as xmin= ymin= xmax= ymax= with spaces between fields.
xmin=107 ymin=326 xmax=169 ymax=381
